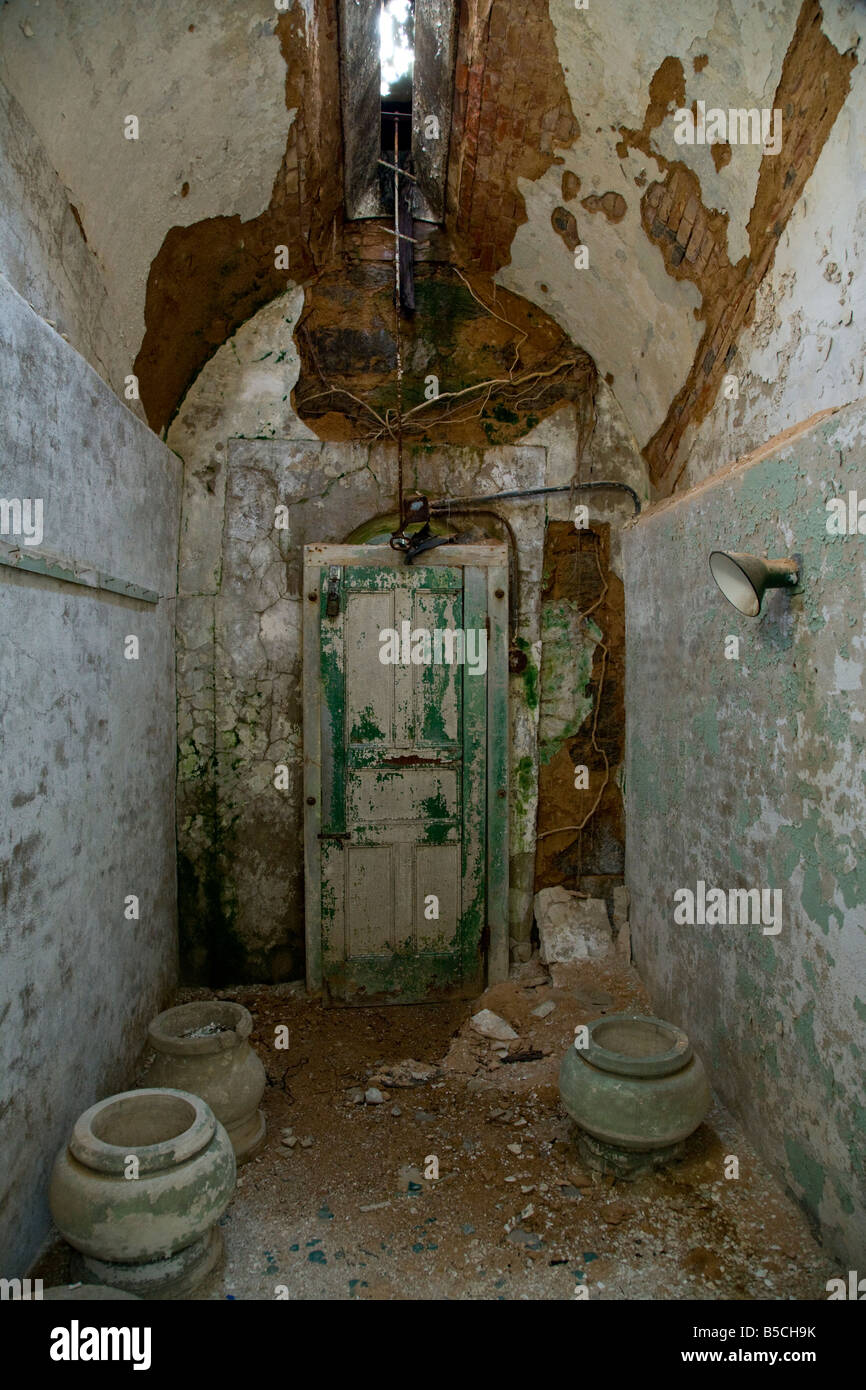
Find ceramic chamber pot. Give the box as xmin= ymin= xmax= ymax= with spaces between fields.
xmin=145 ymin=1001 xmax=267 ymax=1163
xmin=49 ymin=1088 xmax=236 ymax=1298
xmin=559 ymin=1013 xmax=711 ymax=1152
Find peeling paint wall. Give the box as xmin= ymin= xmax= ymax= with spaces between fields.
xmin=168 ymin=286 xmax=647 ymax=982
xmin=678 ymin=8 xmax=866 ymax=491
xmin=1 ymin=0 xmax=859 ymax=485
xmin=176 ymin=430 xmax=548 ymax=982
xmin=623 ymin=399 xmax=866 ymax=1264
xmin=0 ymin=277 xmax=180 ymax=1276
xmin=493 ymin=0 xmax=859 ymax=485
xmin=0 ymin=0 xmax=292 ymax=409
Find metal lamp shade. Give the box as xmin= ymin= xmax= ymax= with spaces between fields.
xmin=709 ymin=551 xmax=799 ymax=616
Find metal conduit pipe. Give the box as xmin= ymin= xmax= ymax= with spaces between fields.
xmin=429 ymin=481 xmax=642 ymax=515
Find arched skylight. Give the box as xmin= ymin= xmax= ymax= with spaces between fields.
xmin=380 ymin=0 xmax=414 ymax=98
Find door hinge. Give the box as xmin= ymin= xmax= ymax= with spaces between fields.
xmin=326 ymin=566 xmax=341 ymax=619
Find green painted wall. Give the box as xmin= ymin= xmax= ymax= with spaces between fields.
xmin=623 ymin=399 xmax=866 ymax=1266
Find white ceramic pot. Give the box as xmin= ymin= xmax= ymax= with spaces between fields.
xmin=49 ymin=1088 xmax=236 ymax=1298
xmin=145 ymin=1001 xmax=267 ymax=1163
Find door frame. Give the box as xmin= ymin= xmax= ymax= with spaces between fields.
xmin=302 ymin=542 xmax=509 ymax=998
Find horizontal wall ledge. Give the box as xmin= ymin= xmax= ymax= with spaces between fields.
xmin=0 ymin=538 xmax=160 ymax=603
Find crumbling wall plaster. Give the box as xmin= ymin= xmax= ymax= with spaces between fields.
xmin=169 ymin=287 xmax=647 ymax=982
xmin=2 ymin=0 xmax=858 ymax=482
xmin=496 ymin=0 xmax=791 ymax=446
xmin=496 ymin=0 xmax=859 ymax=484
xmin=0 ymin=0 xmax=292 ymax=406
xmin=623 ymin=398 xmax=866 ymax=1266
xmin=677 ymin=64 xmax=866 ymax=491
xmin=175 ymin=430 xmax=549 ymax=983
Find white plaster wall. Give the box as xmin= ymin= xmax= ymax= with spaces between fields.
xmin=0 ymin=0 xmax=291 ymax=368
xmin=0 ymin=76 xmax=135 ymax=407
xmin=0 ymin=276 xmax=181 ymax=1276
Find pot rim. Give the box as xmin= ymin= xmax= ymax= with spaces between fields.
xmin=583 ymin=1013 xmax=692 ymax=1077
xmin=68 ymin=1088 xmax=216 ymax=1175
xmin=147 ymin=1000 xmax=252 ymax=1056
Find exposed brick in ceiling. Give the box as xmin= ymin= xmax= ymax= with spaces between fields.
xmin=137 ymin=0 xmax=583 ymax=435
xmin=130 ymin=0 xmax=855 ymax=479
xmin=293 ymin=221 xmax=596 ymax=447
xmin=582 ymin=191 xmax=627 ymax=224
xmin=446 ymin=0 xmax=579 ymax=271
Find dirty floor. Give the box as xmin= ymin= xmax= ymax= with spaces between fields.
xmin=36 ymin=956 xmax=843 ymax=1301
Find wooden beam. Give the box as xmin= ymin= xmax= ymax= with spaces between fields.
xmin=338 ymin=0 xmax=383 ymax=218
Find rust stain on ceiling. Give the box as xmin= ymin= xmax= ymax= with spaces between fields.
xmin=446 ymin=0 xmax=579 ymax=272
xmin=131 ymin=0 xmax=855 ymax=473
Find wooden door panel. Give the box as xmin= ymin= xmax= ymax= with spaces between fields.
xmin=348 ymin=767 xmax=460 ymax=823
xmin=412 ymin=586 xmax=462 ymax=744
xmin=414 ymin=844 xmax=461 ymax=951
xmin=305 ymin=544 xmax=508 ymax=1004
xmin=345 ymin=845 xmax=394 ymax=957
xmin=345 ymin=590 xmax=394 ymax=745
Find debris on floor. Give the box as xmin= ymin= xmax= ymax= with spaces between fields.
xmin=34 ymin=953 xmax=845 ymax=1301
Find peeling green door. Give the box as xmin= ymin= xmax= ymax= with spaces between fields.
xmin=304 ymin=545 xmax=508 ymax=1005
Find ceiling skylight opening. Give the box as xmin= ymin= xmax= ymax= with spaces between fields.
xmin=380 ymin=0 xmax=414 ymax=99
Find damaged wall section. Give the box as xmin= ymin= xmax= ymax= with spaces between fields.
xmin=534 ymin=520 xmax=626 ymax=912
xmin=169 ymin=282 xmax=647 ymax=983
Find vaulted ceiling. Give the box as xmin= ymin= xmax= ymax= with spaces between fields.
xmin=0 ymin=0 xmax=859 ymax=488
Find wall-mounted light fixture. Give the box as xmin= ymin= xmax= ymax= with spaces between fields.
xmin=709 ymin=551 xmax=800 ymax=617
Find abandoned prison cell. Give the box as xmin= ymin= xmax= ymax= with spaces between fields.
xmin=0 ymin=0 xmax=865 ymax=1313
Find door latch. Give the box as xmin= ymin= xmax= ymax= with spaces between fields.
xmin=326 ymin=566 xmax=341 ymax=618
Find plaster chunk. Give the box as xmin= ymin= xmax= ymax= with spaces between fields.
xmin=470 ymin=1009 xmax=519 ymax=1042
xmin=534 ymin=887 xmax=612 ymax=963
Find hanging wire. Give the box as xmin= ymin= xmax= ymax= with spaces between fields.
xmin=393 ymin=111 xmax=404 ymax=533
xmin=537 ymin=398 xmax=612 ymax=853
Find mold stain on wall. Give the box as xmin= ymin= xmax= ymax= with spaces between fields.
xmin=292 ymin=228 xmax=596 ymax=446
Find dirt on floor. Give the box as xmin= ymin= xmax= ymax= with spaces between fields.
xmin=36 ymin=954 xmax=843 ymax=1301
